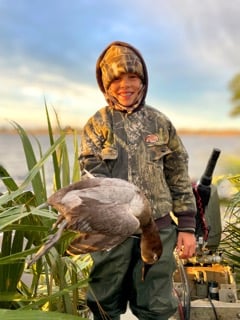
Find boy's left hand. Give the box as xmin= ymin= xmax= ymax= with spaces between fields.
xmin=176 ymin=232 xmax=196 ymax=259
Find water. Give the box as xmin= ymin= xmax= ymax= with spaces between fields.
xmin=180 ymin=134 xmax=240 ymax=180
xmin=0 ymin=133 xmax=76 ymax=193
xmin=0 ymin=133 xmax=240 ymax=193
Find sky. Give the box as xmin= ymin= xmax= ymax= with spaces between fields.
xmin=0 ymin=0 xmax=240 ymax=131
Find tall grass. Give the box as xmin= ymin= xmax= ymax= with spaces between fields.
xmin=220 ymin=176 xmax=240 ymax=284
xmin=0 ymin=105 xmax=92 ymax=318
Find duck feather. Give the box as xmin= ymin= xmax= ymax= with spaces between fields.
xmin=28 ymin=177 xmax=162 ymax=272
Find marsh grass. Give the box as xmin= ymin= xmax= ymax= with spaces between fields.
xmin=221 ymin=191 xmax=240 ymax=279
xmin=0 ymin=105 xmax=92 ymax=318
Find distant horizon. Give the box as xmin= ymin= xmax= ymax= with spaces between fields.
xmin=1 ymin=125 xmax=240 ymax=136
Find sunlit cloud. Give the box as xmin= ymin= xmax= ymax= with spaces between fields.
xmin=0 ymin=0 xmax=239 ymax=130
xmin=0 ymin=66 xmax=106 ymax=129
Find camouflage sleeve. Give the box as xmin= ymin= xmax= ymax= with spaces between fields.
xmin=79 ymin=112 xmax=112 ymax=177
xmin=164 ymin=123 xmax=196 ymax=232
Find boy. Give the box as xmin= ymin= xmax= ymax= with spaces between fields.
xmin=79 ymin=41 xmax=196 ymax=320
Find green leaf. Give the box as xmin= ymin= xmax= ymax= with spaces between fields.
xmin=11 ymin=122 xmax=45 ymax=204
xmin=19 ymin=278 xmax=88 ymax=310
xmin=0 ymin=134 xmax=66 ymax=207
xmin=72 ymin=131 xmax=80 ymax=182
xmin=0 ymin=309 xmax=87 ymax=320
xmin=45 ymin=103 xmax=62 ymax=191
xmin=0 ymin=206 xmax=31 ymax=230
xmin=0 ymin=165 xmax=18 ymax=191
xmin=0 ymin=245 xmax=42 ymax=264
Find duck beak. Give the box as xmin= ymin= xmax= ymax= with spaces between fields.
xmin=141 ymin=262 xmax=153 ymax=281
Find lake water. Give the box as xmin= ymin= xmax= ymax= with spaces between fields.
xmin=0 ymin=133 xmax=240 ymax=193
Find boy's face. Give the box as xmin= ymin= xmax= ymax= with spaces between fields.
xmin=108 ymin=73 xmax=142 ymax=108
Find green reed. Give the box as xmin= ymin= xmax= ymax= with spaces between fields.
xmin=0 ymin=104 xmax=91 ymax=318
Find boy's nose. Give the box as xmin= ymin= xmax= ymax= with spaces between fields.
xmin=119 ymin=79 xmax=130 ymax=87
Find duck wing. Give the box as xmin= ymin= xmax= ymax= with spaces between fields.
xmin=47 ymin=177 xmax=147 ymax=237
xmin=67 ymin=232 xmax=127 ymax=254
xmin=29 ymin=178 xmax=154 ymax=265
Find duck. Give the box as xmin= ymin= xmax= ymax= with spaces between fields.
xmin=28 ymin=176 xmax=162 ymax=279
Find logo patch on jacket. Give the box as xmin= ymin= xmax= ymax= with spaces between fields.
xmin=145 ymin=134 xmax=159 ymax=143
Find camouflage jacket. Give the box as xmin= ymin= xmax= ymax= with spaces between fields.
xmin=79 ymin=104 xmax=196 ymax=232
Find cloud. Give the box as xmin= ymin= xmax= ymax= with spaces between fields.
xmin=135 ymin=0 xmax=240 ymax=75
xmin=0 ymin=0 xmax=239 ymax=130
xmin=0 ymin=59 xmax=106 ymax=129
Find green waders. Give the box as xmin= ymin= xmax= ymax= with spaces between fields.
xmin=87 ymin=224 xmax=178 ymax=320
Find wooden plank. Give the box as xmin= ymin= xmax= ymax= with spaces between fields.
xmin=172 ymin=300 xmax=240 ymax=320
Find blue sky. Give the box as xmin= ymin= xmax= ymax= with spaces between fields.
xmin=0 ymin=0 xmax=240 ymax=130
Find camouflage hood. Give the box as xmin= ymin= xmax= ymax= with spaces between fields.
xmin=96 ymin=41 xmax=148 ymax=112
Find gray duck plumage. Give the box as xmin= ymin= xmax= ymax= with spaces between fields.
xmin=28 ymin=177 xmax=162 ymax=276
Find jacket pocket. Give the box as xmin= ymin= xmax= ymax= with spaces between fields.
xmin=147 ymin=143 xmax=172 ymax=162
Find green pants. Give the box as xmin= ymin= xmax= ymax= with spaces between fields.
xmin=87 ymin=224 xmax=178 ymax=320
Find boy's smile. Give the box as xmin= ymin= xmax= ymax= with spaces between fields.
xmin=108 ymin=73 xmax=143 ymax=107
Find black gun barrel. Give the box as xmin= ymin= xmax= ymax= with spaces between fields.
xmin=199 ymin=148 xmax=221 ymax=186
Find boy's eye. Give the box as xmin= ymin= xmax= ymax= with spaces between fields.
xmin=128 ymin=74 xmax=138 ymax=79
xmin=110 ymin=73 xmax=140 ymax=86
xmin=113 ymin=75 xmax=138 ymax=81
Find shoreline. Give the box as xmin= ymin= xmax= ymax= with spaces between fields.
xmin=177 ymin=128 xmax=240 ymax=136
xmin=1 ymin=127 xmax=240 ymax=136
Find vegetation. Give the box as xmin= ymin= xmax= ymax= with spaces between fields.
xmin=0 ymin=105 xmax=92 ymax=318
xmin=229 ymin=73 xmax=240 ymax=117
xmin=220 ymin=176 xmax=240 ymax=283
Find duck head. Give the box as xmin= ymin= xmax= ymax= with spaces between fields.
xmin=140 ymin=217 xmax=163 ymax=280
